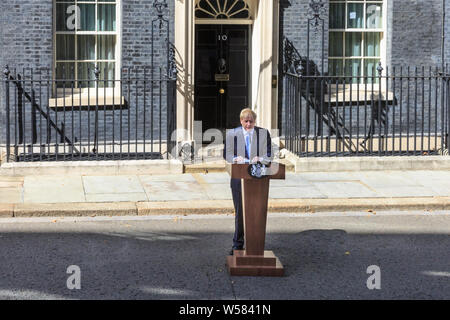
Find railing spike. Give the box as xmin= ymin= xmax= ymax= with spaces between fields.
xmin=377 ymin=62 xmax=384 ymax=76
xmin=4 ymin=65 xmax=10 ymax=79
xmin=94 ymin=65 xmax=100 ymax=80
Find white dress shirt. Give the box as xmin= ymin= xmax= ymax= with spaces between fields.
xmin=243 ymin=127 xmax=254 ymax=161
xmin=232 ymin=127 xmax=258 ymax=163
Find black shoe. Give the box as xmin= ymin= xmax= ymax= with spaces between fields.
xmin=229 ymin=247 xmax=244 ymax=255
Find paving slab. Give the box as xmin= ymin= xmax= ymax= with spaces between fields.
xmin=297 ymin=171 xmax=365 ymax=181
xmin=373 ymin=186 xmax=440 ymax=198
xmin=85 ymin=193 xmax=148 ymax=203
xmin=312 ymin=181 xmax=380 ymax=198
xmin=410 ymin=180 xmax=450 ymax=196
xmin=359 ymin=171 xmax=422 ymax=187
xmin=142 ymin=181 xmax=207 ymax=201
xmin=139 ymin=174 xmax=197 ymax=183
xmin=269 ymin=185 xmax=327 ymax=199
xmin=402 ymin=171 xmax=450 ymax=188
xmin=203 ymin=184 xmax=233 ymax=200
xmin=23 ymin=175 xmax=85 ymax=203
xmin=0 ymin=181 xmax=23 ymax=188
xmin=82 ymin=176 xmax=144 ymax=194
xmin=0 ymin=188 xmax=22 ymax=204
xmin=197 ymin=172 xmax=230 ymax=184
xmin=270 ymin=173 xmax=316 ymax=187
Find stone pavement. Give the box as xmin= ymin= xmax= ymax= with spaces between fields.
xmin=1 ymin=169 xmax=450 ymax=217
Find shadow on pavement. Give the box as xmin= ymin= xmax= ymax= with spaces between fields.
xmin=0 ymin=225 xmax=449 ymax=300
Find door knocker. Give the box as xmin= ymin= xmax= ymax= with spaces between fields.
xmin=218 ymin=58 xmax=227 ymax=74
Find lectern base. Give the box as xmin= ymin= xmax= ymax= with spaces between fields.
xmin=226 ymin=250 xmax=284 ymax=277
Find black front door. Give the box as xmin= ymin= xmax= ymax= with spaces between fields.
xmin=195 ymin=24 xmax=250 ymax=135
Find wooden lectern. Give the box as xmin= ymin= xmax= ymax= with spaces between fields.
xmin=226 ymin=162 xmax=285 ymax=276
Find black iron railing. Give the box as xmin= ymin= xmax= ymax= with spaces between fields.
xmin=2 ymin=0 xmax=177 ymax=163
xmin=3 ymin=66 xmax=177 ymax=162
xmin=283 ymin=66 xmax=450 ymax=157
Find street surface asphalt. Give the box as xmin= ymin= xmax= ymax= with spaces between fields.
xmin=0 ymin=210 xmax=449 ymax=300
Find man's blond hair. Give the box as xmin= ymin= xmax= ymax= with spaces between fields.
xmin=240 ymin=108 xmax=257 ymax=120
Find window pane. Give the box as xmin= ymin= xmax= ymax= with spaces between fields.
xmin=77 ymin=35 xmax=96 ymax=60
xmin=79 ymin=4 xmax=96 ymax=31
xmin=77 ymin=62 xmax=96 ymax=88
xmin=347 ymin=3 xmax=364 ymax=28
xmin=329 ymin=3 xmax=345 ymax=29
xmin=366 ymin=4 xmax=382 ymax=28
xmin=98 ymin=62 xmax=116 ymax=88
xmin=329 ymin=60 xmax=344 ymax=76
xmin=329 ymin=32 xmax=343 ymax=57
xmin=364 ymin=59 xmax=380 ymax=76
xmin=98 ymin=4 xmax=116 ymax=31
xmin=364 ymin=32 xmax=381 ymax=57
xmin=345 ymin=32 xmax=362 ymax=57
xmin=56 ymin=34 xmax=75 ymax=60
xmin=98 ymin=35 xmax=116 ymax=60
xmin=345 ymin=59 xmax=361 ymax=82
xmin=56 ymin=62 xmax=75 ymax=88
xmin=56 ymin=3 xmax=74 ymax=32
xmin=364 ymin=59 xmax=380 ymax=84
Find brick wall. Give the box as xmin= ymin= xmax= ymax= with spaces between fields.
xmin=0 ymin=0 xmax=175 ymax=148
xmin=279 ymin=0 xmax=450 ymax=136
xmin=390 ymin=0 xmax=445 ymax=67
xmin=0 ymin=0 xmax=448 ymax=150
xmin=0 ymin=0 xmax=53 ymax=144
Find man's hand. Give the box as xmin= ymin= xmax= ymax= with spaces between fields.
xmin=251 ymin=156 xmax=261 ymax=163
xmin=233 ymin=156 xmax=245 ymax=164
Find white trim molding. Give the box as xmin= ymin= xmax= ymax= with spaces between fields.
xmin=175 ymin=0 xmax=279 ymax=142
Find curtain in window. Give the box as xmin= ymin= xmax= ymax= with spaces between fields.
xmin=77 ymin=35 xmax=96 ymax=60
xmin=55 ymin=0 xmax=117 ymax=89
xmin=366 ymin=4 xmax=382 ymax=28
xmin=329 ymin=3 xmax=345 ymax=29
xmin=98 ymin=4 xmax=116 ymax=31
xmin=77 ymin=62 xmax=96 ymax=88
xmin=79 ymin=4 xmax=96 ymax=31
xmin=345 ymin=33 xmax=362 ymax=57
xmin=56 ymin=2 xmax=73 ymax=32
xmin=347 ymin=3 xmax=364 ymax=29
xmin=329 ymin=32 xmax=343 ymax=57
xmin=56 ymin=62 xmax=75 ymax=88
xmin=364 ymin=59 xmax=380 ymax=77
xmin=365 ymin=33 xmax=380 ymax=57
xmin=329 ymin=59 xmax=344 ymax=76
xmin=98 ymin=62 xmax=115 ymax=88
xmin=98 ymin=35 xmax=116 ymax=60
xmin=346 ymin=59 xmax=361 ymax=81
xmin=56 ymin=35 xmax=75 ymax=60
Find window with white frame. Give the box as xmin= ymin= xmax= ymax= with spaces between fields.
xmin=54 ymin=0 xmax=119 ymax=89
xmin=329 ymin=0 xmax=384 ymax=81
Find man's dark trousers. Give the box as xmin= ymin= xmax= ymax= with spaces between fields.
xmin=231 ymin=178 xmax=244 ymax=249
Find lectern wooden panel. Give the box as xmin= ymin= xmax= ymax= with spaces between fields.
xmin=226 ymin=163 xmax=285 ymax=277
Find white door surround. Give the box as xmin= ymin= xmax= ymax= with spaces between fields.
xmin=174 ymin=0 xmax=279 ymax=142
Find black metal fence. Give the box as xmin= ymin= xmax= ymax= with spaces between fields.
xmin=1 ymin=0 xmax=177 ymax=163
xmin=283 ymin=67 xmax=450 ymax=157
xmin=280 ymin=1 xmax=450 ymax=157
xmin=3 ymin=65 xmax=177 ymax=162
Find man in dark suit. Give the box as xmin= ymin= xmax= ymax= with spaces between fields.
xmin=223 ymin=108 xmax=272 ymax=255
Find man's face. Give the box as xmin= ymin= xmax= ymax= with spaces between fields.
xmin=240 ymin=115 xmax=255 ymax=132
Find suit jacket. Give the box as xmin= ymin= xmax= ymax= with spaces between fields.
xmin=223 ymin=126 xmax=272 ymax=164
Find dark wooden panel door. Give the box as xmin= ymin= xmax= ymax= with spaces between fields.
xmin=195 ymin=24 xmax=250 ymax=135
